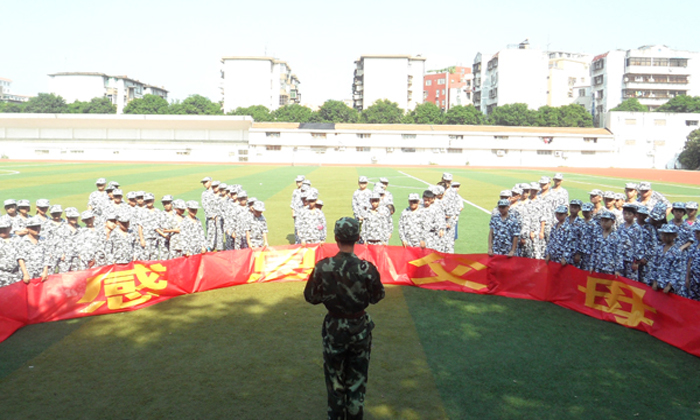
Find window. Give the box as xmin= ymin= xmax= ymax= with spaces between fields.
xmin=537 ymin=150 xmax=552 ymax=155
xmin=35 ymin=150 xmax=49 ymax=154
xmin=70 ymin=150 xmax=84 ymax=154
xmin=266 ymin=145 xmax=281 ymax=151
xmin=581 ymin=151 xmax=596 ymax=155
xmin=311 ymin=146 xmax=327 ymax=153
xmin=442 ymin=100 xmax=445 ymax=106
xmin=654 ymin=119 xmax=666 ymax=126
xmin=625 ymin=139 xmax=636 ymax=145
xmin=438 ymin=79 xmax=446 ymax=85
xmin=426 ymin=80 xmax=432 ymax=86
xmin=265 ymin=132 xmax=280 ymax=137
xmin=686 ymin=120 xmax=699 ymax=126
xmin=401 ymin=148 xmax=416 ymax=153
xmin=653 ymin=58 xmax=669 ymax=67
xmin=447 ymin=148 xmax=462 ymax=154
xmin=356 ymin=147 xmax=370 ymax=152
xmin=596 ymin=90 xmax=604 ymax=99
xmin=401 ymin=134 xmax=416 ymax=139
xmin=627 ymin=57 xmax=651 ymax=66
xmin=494 ymin=135 xmax=509 ymax=140
xmin=670 ymin=58 xmax=688 ymax=67
xmin=579 ymin=89 xmax=587 ymax=97
xmin=593 ymin=59 xmax=605 ymax=70
xmin=239 ymin=156 xmax=248 ymax=162
xmin=311 ymin=133 xmax=327 ymax=139
xmin=176 ymin=150 xmax=191 ymax=155
xmin=356 ymin=133 xmax=371 ymax=138
xmin=594 ymin=75 xmax=604 ymax=85
xmin=625 ymin=119 xmax=637 ymax=125
xmin=239 ymin=149 xmax=248 ymax=155
xmin=449 ymin=135 xmax=464 ymax=140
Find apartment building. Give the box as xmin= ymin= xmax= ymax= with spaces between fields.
xmin=424 ymin=66 xmax=472 ymax=110
xmin=351 ymin=55 xmax=426 ymax=111
xmin=47 ymin=72 xmax=168 ymax=114
xmin=591 ymin=45 xmax=700 ymax=125
xmin=0 ymin=77 xmax=30 ymax=103
xmin=220 ymin=56 xmax=301 ymax=113
xmin=547 ymin=51 xmax=592 ymax=108
xmin=472 ymin=40 xmax=548 ymax=114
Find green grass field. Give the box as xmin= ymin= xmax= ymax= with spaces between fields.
xmin=1 ymin=162 xmax=700 ymax=419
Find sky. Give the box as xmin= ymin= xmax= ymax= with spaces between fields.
xmin=3 ymin=0 xmax=699 ymax=107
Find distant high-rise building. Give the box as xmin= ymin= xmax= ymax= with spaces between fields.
xmin=424 ymin=66 xmax=472 ymax=110
xmin=220 ymin=56 xmax=301 ymax=114
xmin=351 ymin=55 xmax=426 ymax=111
xmin=47 ymin=72 xmax=168 ymax=113
xmin=472 ymin=40 xmax=549 ymax=115
xmin=591 ymin=45 xmax=700 ymax=125
xmin=0 ymin=77 xmax=30 ymax=103
xmin=547 ymin=51 xmax=592 ymax=108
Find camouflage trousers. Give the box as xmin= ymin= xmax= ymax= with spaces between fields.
xmin=622 ymin=261 xmax=639 ymax=282
xmin=206 ymin=218 xmax=217 ymax=251
xmin=58 ymin=256 xmax=81 ymax=273
xmin=577 ymin=253 xmax=593 ymax=271
xmin=322 ymin=314 xmax=374 ymax=420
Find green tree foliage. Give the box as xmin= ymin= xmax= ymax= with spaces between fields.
xmin=444 ymin=105 xmax=485 ymax=125
xmin=488 ymin=103 xmax=537 ymax=126
xmin=169 ymin=94 xmax=222 ymax=115
xmin=404 ymin=102 xmax=444 ymax=124
xmin=23 ymin=93 xmax=68 ymax=113
xmin=679 ymin=129 xmax=700 ymax=170
xmin=657 ymin=95 xmax=700 ymax=113
xmin=227 ymin=105 xmax=274 ymax=122
xmin=68 ymin=97 xmax=117 ymax=114
xmin=0 ymin=102 xmax=25 ymax=113
xmin=314 ymin=100 xmax=359 ymax=123
xmin=611 ymin=98 xmax=648 ymax=112
xmin=123 ymin=94 xmax=170 ymax=114
xmin=272 ymin=104 xmax=315 ymax=123
xmin=360 ymin=99 xmax=404 ymax=124
xmin=533 ymin=106 xmax=562 ymax=127
xmin=558 ymin=104 xmax=594 ymax=127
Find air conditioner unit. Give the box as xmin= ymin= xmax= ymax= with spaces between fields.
xmin=440 ymin=148 xmax=447 ymax=153
xmin=554 ymin=151 xmax=562 ymax=158
xmin=387 ymin=147 xmax=394 ymax=153
xmin=496 ymin=150 xmax=506 ymax=157
xmin=337 ymin=146 xmax=346 ymax=151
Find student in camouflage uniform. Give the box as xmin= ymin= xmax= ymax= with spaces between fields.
xmin=575 ymin=203 xmax=599 ymax=270
xmin=549 ymin=173 xmax=569 ymax=209
xmin=160 ymin=195 xmax=175 ymax=256
xmin=223 ymin=189 xmax=240 ymax=251
xmin=0 ymin=218 xmax=21 ymax=286
xmin=181 ymin=201 xmax=207 ymax=256
xmin=360 ymin=192 xmax=392 ymax=245
xmin=1 ymin=199 xmax=18 ymax=228
xmin=56 ymin=207 xmax=82 ymax=273
xmin=588 ymin=189 xmax=605 ymax=222
xmin=297 ymin=192 xmax=327 ymax=245
xmin=529 ymin=183 xmax=548 ymax=259
xmin=378 ymin=177 xmax=393 ymax=205
xmin=78 ymin=210 xmax=106 ymax=269
xmin=635 ymin=205 xmax=655 ymax=284
xmin=603 ymin=191 xmax=623 ymax=229
xmin=234 ymin=191 xmax=251 ymax=250
xmin=637 ymin=182 xmax=672 ymax=217
xmin=685 ymin=224 xmax=700 ymax=300
xmin=617 ymin=204 xmax=645 ymax=281
xmin=291 ymin=175 xmax=306 ymax=238
xmin=614 ymin=193 xmax=625 ymax=212
xmin=624 ymin=182 xmax=639 ymax=204
xmin=488 ymin=199 xmax=520 ymax=257
xmin=246 ymin=201 xmax=269 ymax=248
xmin=419 ymin=190 xmax=444 ymax=251
xmin=87 ymin=178 xmax=109 ymax=221
xmin=686 ymin=201 xmax=698 ymax=226
xmin=649 ymin=224 xmax=686 ymax=296
xmin=138 ymin=193 xmax=167 ymax=261
xmin=18 ymin=217 xmax=50 ymax=282
xmin=44 ymin=205 xmax=66 ymax=273
xmin=399 ymin=193 xmax=422 ymax=248
xmin=589 ymin=212 xmax=623 ymax=276
xmin=11 ymin=199 xmax=30 ymax=238
xmin=668 ymin=202 xmax=694 ymax=251
xmin=304 ymin=217 xmax=385 ymax=420
xmin=352 ymin=176 xmax=372 ymax=222
xmin=545 ymin=205 xmax=572 ymax=265
xmin=105 ymin=214 xmax=139 ymax=265
xmin=564 ymin=199 xmax=585 ymax=266
xmin=201 ymin=177 xmax=219 ymax=251
xmin=165 ymin=199 xmax=187 ymax=258
xmin=35 ymin=199 xmax=51 ymax=230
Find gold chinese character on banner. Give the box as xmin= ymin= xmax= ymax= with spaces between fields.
xmin=577 ymin=276 xmax=656 ymax=327
xmin=409 ymin=253 xmax=488 ymax=291
xmin=79 ymin=264 xmax=168 ymax=313
xmin=248 ymin=248 xmax=316 ymax=283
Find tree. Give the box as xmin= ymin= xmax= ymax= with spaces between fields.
xmin=23 ymin=93 xmax=69 ymax=113
xmin=68 ymin=97 xmax=117 ymax=114
xmin=404 ymin=102 xmax=444 ymax=124
xmin=679 ymin=129 xmax=700 ymax=170
xmin=657 ymin=95 xmax=700 ymax=113
xmin=227 ymin=105 xmax=274 ymax=122
xmin=169 ymin=94 xmax=222 ymax=115
xmin=123 ymin=94 xmax=170 ymax=114
xmin=314 ymin=100 xmax=358 ymax=123
xmin=533 ymin=106 xmax=562 ymax=127
xmin=0 ymin=102 xmax=25 ymax=113
xmin=443 ymin=105 xmax=485 ymax=125
xmin=272 ymin=104 xmax=315 ymax=122
xmin=611 ymin=98 xmax=648 ymax=112
xmin=360 ymin=99 xmax=404 ymax=124
xmin=558 ymin=104 xmax=594 ymax=127
xmin=487 ymin=103 xmax=536 ymax=126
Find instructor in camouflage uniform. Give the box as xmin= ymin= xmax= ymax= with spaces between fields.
xmin=304 ymin=217 xmax=385 ymax=420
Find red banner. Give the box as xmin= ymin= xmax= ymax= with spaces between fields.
xmin=1 ymin=245 xmax=699 ymax=357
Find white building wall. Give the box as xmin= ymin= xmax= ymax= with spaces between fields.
xmin=548 ymin=54 xmax=591 ymax=107
xmin=605 ymin=111 xmax=700 ymax=169
xmin=482 ymin=48 xmax=548 ymax=112
xmin=48 ymin=74 xmax=106 ymax=103
xmin=363 ymin=58 xmax=411 ymax=111
xmin=407 ymin=58 xmax=425 ymax=110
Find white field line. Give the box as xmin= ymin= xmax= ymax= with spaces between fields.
xmin=0 ymin=163 xmax=84 ymax=169
xmin=397 ymin=171 xmax=491 ymax=215
xmin=0 ymin=170 xmax=19 ymax=176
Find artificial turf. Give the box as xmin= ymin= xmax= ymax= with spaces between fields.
xmin=1 ymin=162 xmax=700 ymax=419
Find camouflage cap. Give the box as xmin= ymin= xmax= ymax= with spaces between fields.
xmin=687 ymin=201 xmax=699 ymax=210
xmin=600 ymin=211 xmax=616 ymax=220
xmin=581 ymin=202 xmax=594 ymax=212
xmin=614 ymin=193 xmax=625 ymax=200
xmin=511 ymin=187 xmax=523 ymax=196
xmin=570 ymin=199 xmax=583 ymax=207
xmin=161 ymin=195 xmax=174 ymax=202
xmin=96 ymin=178 xmax=107 ymax=185
xmin=625 ymin=182 xmax=638 ymax=190
xmin=295 ymin=175 xmax=305 ymax=182
xmin=316 ymin=200 xmax=324 ymax=206
xmin=17 ymin=199 xmax=30 ymax=207
xmin=603 ymin=191 xmax=616 ymax=199
xmin=173 ymin=199 xmax=186 ymax=210
xmin=638 ymin=181 xmax=651 ymax=191
xmin=408 ymin=193 xmax=420 ymax=201
xmin=442 ymin=173 xmax=453 ymax=181
xmin=658 ymin=224 xmax=678 ymax=234
xmin=81 ymin=210 xmax=95 ymax=220
xmin=334 ymin=217 xmax=360 ymax=242
xmin=497 ymin=199 xmax=510 ymax=207
xmin=500 ymin=190 xmax=512 ymax=198
xmin=622 ymin=203 xmax=638 ymax=213
xmin=555 ymin=205 xmax=568 ymax=214
xmin=26 ymin=216 xmax=43 ymax=228
xmin=65 ymin=207 xmax=80 ymax=218
xmin=144 ymin=192 xmax=155 ymax=201
xmin=112 ymin=189 xmax=123 ymax=196
xmin=36 ymin=199 xmax=50 ymax=207
xmin=672 ymin=202 xmax=687 ymax=210
xmin=636 ymin=205 xmax=649 ymax=215
xmin=553 ymin=173 xmax=564 ymax=180
xmin=4 ymin=199 xmax=16 ymax=207
xmin=589 ymin=189 xmax=603 ymax=197
xmin=0 ymin=218 xmax=11 ymax=229
xmin=50 ymin=204 xmax=63 ymax=214
xmin=186 ymin=200 xmax=199 ymax=209
xmin=252 ymin=201 xmax=265 ymax=212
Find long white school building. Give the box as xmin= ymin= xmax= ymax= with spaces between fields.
xmin=0 ymin=112 xmax=695 ymax=169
